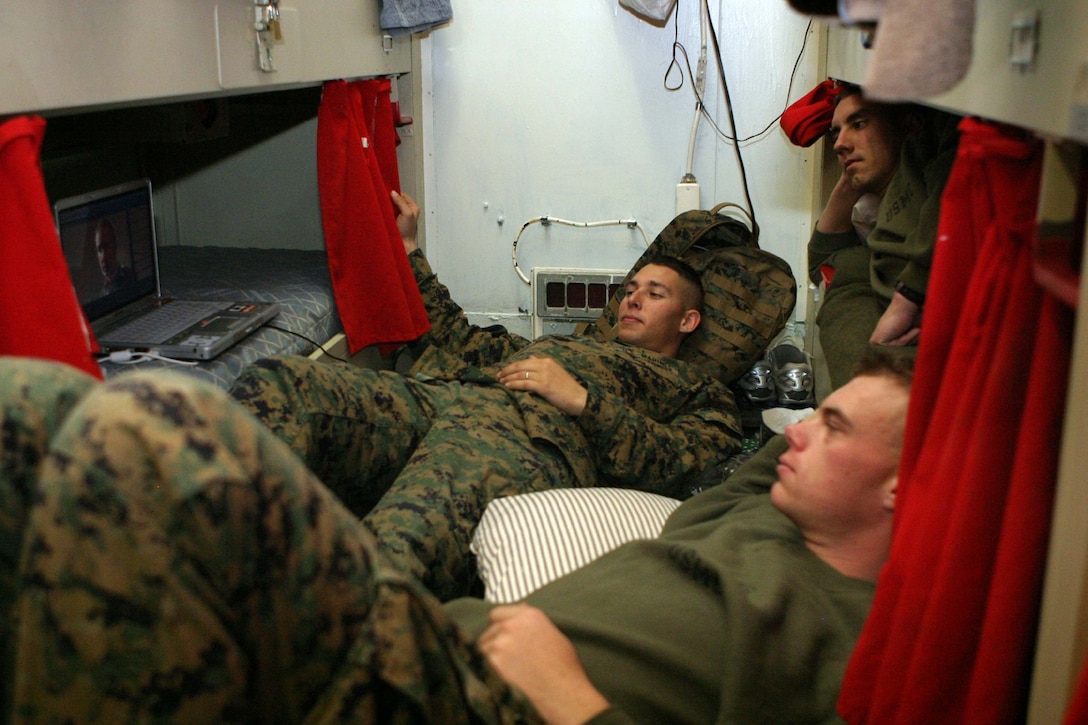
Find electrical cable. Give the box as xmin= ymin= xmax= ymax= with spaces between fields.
xmin=510 ymin=215 xmax=652 ymax=285
xmin=98 ymin=350 xmax=200 ymax=366
xmin=731 ymin=17 xmax=814 ymax=144
xmin=266 ymin=324 xmax=350 ymax=363
xmin=664 ymin=7 xmax=685 ymax=91
xmin=507 ymin=5 xmax=813 ymax=285
xmin=663 ymin=6 xmax=815 ymax=238
xmin=98 ymin=327 xmax=354 ymax=367
xmin=664 ymin=1 xmax=704 ymax=180
xmin=668 ymin=17 xmax=815 ymax=145
xmin=702 ymin=0 xmax=757 ymax=234
xmin=682 ymin=0 xmax=709 ymax=179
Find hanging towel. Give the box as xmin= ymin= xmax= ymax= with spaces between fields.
xmin=379 ymin=0 xmax=452 ymax=37
xmin=317 ymin=79 xmax=430 ymax=357
xmin=838 ymin=0 xmax=884 ymax=23
xmin=0 ymin=116 xmax=101 ymax=378
xmin=780 ymin=79 xmax=844 ymax=147
xmin=863 ymin=0 xmax=976 ymax=100
xmin=618 ymin=0 xmax=677 ymax=22
xmin=837 ymin=119 xmax=1072 ymax=724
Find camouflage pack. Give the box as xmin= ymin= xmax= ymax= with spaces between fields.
xmin=577 ymin=203 xmax=797 ymax=385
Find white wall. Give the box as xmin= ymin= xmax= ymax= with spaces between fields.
xmin=420 ymin=0 xmax=820 ymax=336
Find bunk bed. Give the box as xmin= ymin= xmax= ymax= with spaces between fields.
xmin=1 ymin=0 xmax=424 ymax=389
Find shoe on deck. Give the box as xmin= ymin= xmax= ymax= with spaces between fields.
xmin=768 ymin=341 xmax=815 ymax=408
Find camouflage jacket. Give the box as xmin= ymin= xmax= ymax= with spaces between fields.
xmin=406 ymin=251 xmax=742 ymax=499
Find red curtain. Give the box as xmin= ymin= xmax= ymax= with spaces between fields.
xmin=838 ymin=118 xmax=1074 ymax=723
xmin=316 ymin=79 xmax=430 ymax=356
xmin=0 ymin=116 xmax=101 ymax=378
xmin=1064 ymin=657 xmax=1088 ymax=724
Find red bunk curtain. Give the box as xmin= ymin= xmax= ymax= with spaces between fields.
xmin=1064 ymin=658 xmax=1088 ymax=724
xmin=838 ymin=118 xmax=1074 ymax=723
xmin=0 ymin=115 xmax=101 ymax=378
xmin=316 ymin=79 xmax=430 ymax=356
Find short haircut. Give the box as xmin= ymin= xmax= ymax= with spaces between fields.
xmin=834 ymin=81 xmax=863 ymax=105
xmin=829 ymin=83 xmax=916 ymax=142
xmin=853 ymin=348 xmax=914 ymax=391
xmin=637 ymin=255 xmax=704 ymax=312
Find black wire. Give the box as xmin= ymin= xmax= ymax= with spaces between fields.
xmin=702 ymin=0 xmax=758 ymax=235
xmin=665 ymin=16 xmax=814 ymax=145
xmin=736 ymin=18 xmax=813 ymax=143
xmin=663 ymin=1 xmax=685 ymax=91
xmin=661 ymin=7 xmax=815 ymax=243
xmin=266 ymin=324 xmax=350 ymax=363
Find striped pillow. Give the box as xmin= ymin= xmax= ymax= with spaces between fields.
xmin=471 ymin=488 xmax=682 ymax=603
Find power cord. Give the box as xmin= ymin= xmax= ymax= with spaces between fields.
xmin=266 ymin=324 xmax=350 ymax=363
xmin=664 ymin=2 xmax=816 ymax=236
xmin=665 ymin=10 xmax=814 ymax=145
xmin=98 ymin=327 xmax=353 ymax=367
xmin=509 ymin=215 xmax=652 ymax=285
xmin=98 ymin=350 xmax=200 ymax=366
xmin=703 ymin=0 xmax=758 ymax=233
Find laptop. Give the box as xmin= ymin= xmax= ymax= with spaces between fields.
xmin=54 ymin=178 xmax=279 ymax=361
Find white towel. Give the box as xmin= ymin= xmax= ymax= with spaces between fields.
xmin=838 ymin=0 xmax=883 ymax=24
xmin=862 ymin=0 xmax=976 ymax=100
xmin=619 ymin=0 xmax=677 ymax=22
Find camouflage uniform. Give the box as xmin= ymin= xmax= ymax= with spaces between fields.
xmin=0 ymin=357 xmax=536 ymax=724
xmin=230 ymin=251 xmax=742 ymax=600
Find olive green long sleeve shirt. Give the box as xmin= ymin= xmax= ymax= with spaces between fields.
xmin=447 ymin=436 xmax=876 ymax=724
xmin=809 ymin=107 xmax=961 ymax=300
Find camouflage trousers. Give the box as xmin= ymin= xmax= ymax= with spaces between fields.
xmin=0 ymin=358 xmax=537 ymax=725
xmin=229 ymin=356 xmax=571 ymax=601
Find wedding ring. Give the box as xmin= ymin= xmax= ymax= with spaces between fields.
xmin=525 ymin=371 xmax=529 ymax=380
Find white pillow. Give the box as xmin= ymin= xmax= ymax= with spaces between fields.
xmin=471 ymin=487 xmax=681 ymax=603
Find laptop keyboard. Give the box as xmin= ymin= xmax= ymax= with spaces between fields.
xmin=108 ymin=300 xmax=224 ymax=344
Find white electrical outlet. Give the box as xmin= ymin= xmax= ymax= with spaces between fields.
xmin=530 ymin=268 xmax=628 ymax=338
xmin=676 ymin=182 xmax=700 ymax=214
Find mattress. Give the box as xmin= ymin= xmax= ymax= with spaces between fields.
xmin=97 ymin=246 xmax=342 ymax=389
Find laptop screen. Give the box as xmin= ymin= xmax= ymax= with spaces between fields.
xmin=55 ymin=179 xmax=160 ymax=322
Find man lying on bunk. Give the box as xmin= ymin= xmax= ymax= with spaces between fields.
xmin=229 ymin=191 xmax=747 ymax=601
xmin=2 ymin=349 xmax=909 ymax=724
